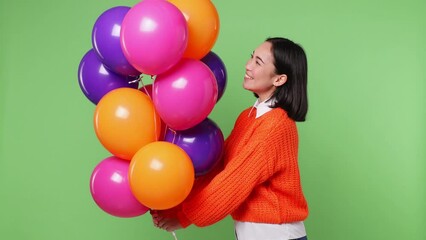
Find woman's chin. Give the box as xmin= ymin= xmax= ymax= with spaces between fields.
xmin=242 ymin=81 xmax=252 ymax=91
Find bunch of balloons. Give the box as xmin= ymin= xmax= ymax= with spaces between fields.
xmin=77 ymin=0 xmax=227 ymax=218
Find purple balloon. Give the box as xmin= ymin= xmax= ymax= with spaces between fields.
xmin=78 ymin=49 xmax=139 ymax=105
xmin=165 ymin=118 xmax=224 ymax=176
xmin=201 ymin=51 xmax=227 ymax=101
xmin=90 ymin=156 xmax=149 ymax=218
xmin=92 ymin=6 xmax=140 ymax=76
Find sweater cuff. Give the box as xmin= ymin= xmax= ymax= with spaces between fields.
xmin=162 ymin=204 xmax=181 ymax=218
xmin=177 ymin=211 xmax=192 ymax=228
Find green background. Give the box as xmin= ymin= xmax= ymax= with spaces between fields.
xmin=1 ymin=0 xmax=425 ymax=239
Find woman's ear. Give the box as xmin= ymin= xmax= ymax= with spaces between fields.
xmin=273 ymin=74 xmax=287 ymax=87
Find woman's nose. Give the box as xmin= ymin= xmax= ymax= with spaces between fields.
xmin=245 ymin=59 xmax=253 ymax=70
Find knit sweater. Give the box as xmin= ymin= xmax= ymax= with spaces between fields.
xmin=175 ymin=107 xmax=308 ymax=227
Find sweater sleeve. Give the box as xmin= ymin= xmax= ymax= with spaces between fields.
xmin=177 ymin=122 xmax=279 ymax=227
xmin=156 ymin=162 xmax=224 ymax=219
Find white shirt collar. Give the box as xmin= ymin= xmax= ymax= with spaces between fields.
xmin=252 ymin=98 xmax=275 ymax=118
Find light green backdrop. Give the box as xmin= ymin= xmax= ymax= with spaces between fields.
xmin=1 ymin=0 xmax=425 ymax=239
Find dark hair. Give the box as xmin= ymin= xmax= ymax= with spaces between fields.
xmin=263 ymin=37 xmax=308 ymax=122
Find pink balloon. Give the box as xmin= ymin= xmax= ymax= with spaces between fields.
xmin=90 ymin=156 xmax=149 ymax=218
xmin=153 ymin=59 xmax=218 ymax=130
xmin=120 ymin=0 xmax=188 ymax=75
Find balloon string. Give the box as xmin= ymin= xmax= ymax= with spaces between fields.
xmin=140 ymin=76 xmax=152 ymax=99
xmin=153 ymin=108 xmax=159 ymax=141
xmin=172 ymin=231 xmax=178 ymax=240
xmin=148 ymin=77 xmax=159 ymax=141
xmin=128 ymin=74 xmax=141 ymax=85
xmin=163 ymin=124 xmax=169 ymax=141
xmin=138 ymin=75 xmax=158 ymax=141
xmin=169 ymin=127 xmax=177 ymax=144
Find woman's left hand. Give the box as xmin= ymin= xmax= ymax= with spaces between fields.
xmin=151 ymin=210 xmax=183 ymax=232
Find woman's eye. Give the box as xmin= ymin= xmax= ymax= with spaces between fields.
xmin=250 ymin=53 xmax=260 ymax=65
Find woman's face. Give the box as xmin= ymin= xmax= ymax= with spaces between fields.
xmin=243 ymin=41 xmax=279 ymax=102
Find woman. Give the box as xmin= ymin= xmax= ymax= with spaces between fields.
xmin=152 ymin=37 xmax=309 ymax=240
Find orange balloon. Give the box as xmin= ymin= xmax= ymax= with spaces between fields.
xmin=168 ymin=0 xmax=220 ymax=59
xmin=129 ymin=142 xmax=194 ymax=210
xmin=94 ymin=88 xmax=162 ymax=160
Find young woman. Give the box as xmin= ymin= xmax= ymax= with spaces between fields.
xmin=152 ymin=37 xmax=309 ymax=240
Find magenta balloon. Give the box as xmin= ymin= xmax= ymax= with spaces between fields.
xmin=153 ymin=59 xmax=218 ymax=130
xmin=120 ymin=0 xmax=188 ymax=75
xmin=90 ymin=156 xmax=149 ymax=218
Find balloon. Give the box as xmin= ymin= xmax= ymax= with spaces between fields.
xmin=129 ymin=142 xmax=194 ymax=210
xmin=92 ymin=6 xmax=140 ymax=76
xmin=168 ymin=0 xmax=220 ymax=59
xmin=153 ymin=59 xmax=218 ymax=130
xmin=78 ymin=49 xmax=139 ymax=105
xmin=201 ymin=51 xmax=227 ymax=101
xmin=165 ymin=118 xmax=224 ymax=176
xmin=94 ymin=88 xmax=162 ymax=160
xmin=90 ymin=156 xmax=149 ymax=218
xmin=120 ymin=0 xmax=188 ymax=75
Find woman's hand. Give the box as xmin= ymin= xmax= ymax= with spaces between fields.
xmin=151 ymin=210 xmax=183 ymax=232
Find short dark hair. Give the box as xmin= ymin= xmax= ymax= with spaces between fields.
xmin=264 ymin=37 xmax=308 ymax=122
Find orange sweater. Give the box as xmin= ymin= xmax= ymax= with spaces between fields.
xmin=176 ymin=107 xmax=308 ymax=227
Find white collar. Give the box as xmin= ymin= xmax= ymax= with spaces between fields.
xmin=251 ymin=98 xmax=275 ymax=118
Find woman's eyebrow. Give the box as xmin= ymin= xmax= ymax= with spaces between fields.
xmin=252 ymin=51 xmax=265 ymax=63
